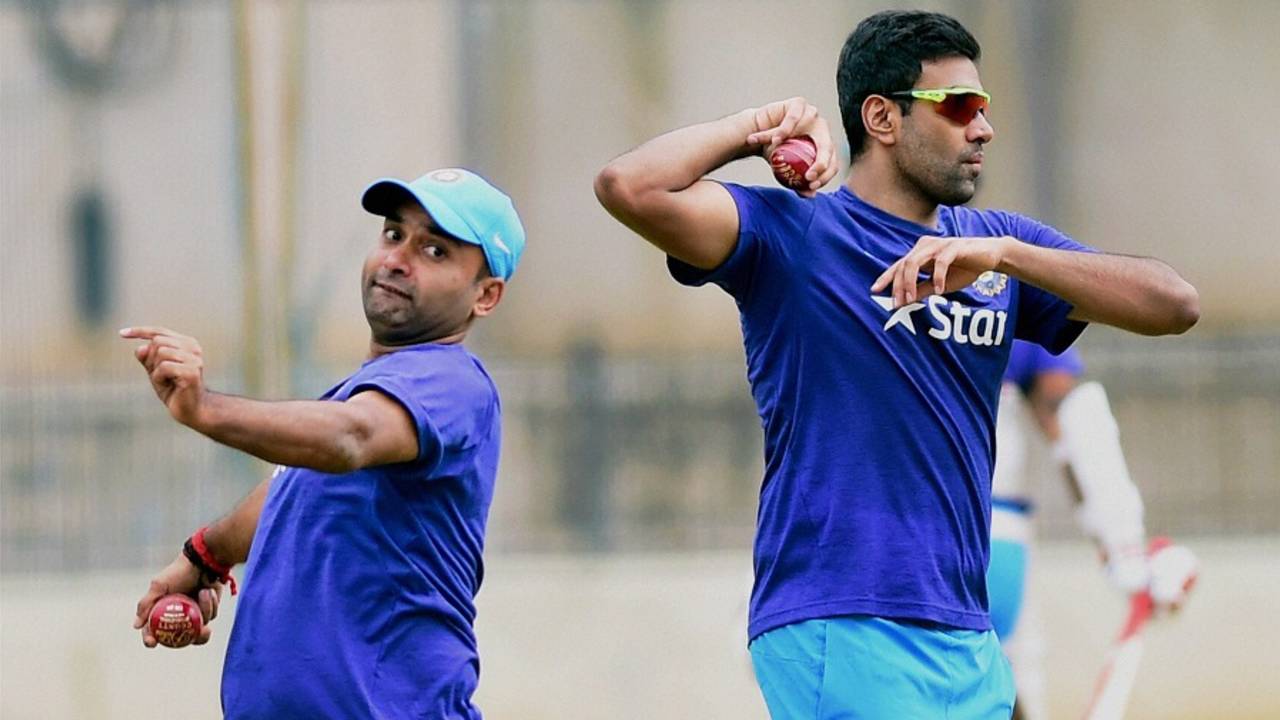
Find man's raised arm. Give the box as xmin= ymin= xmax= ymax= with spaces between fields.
xmin=120 ymin=326 xmax=419 ymax=473
xmin=594 ymin=97 xmax=839 ymax=270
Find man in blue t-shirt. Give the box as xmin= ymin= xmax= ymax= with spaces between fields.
xmin=595 ymin=9 xmax=1198 ymax=719
xmin=125 ymin=168 xmax=525 ymax=718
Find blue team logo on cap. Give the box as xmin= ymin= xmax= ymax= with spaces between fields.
xmin=971 ymin=271 xmax=1008 ymax=297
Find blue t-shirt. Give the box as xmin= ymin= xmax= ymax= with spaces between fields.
xmin=669 ymin=184 xmax=1091 ymax=639
xmin=221 ymin=343 xmax=500 ymax=719
xmin=1003 ymin=340 xmax=1085 ymax=394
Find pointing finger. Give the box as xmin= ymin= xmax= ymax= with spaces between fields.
xmin=151 ymin=347 xmax=198 ymax=368
xmin=119 ymin=326 xmax=179 ymax=341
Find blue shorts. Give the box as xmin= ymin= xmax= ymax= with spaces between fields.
xmin=749 ymin=615 xmax=1014 ymax=720
xmin=987 ymin=538 xmax=1029 ymax=641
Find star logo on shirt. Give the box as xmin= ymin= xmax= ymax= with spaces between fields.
xmin=872 ymin=295 xmax=926 ymax=334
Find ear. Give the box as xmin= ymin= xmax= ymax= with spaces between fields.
xmin=471 ymin=277 xmax=506 ymax=318
xmin=861 ymin=94 xmax=901 ymax=149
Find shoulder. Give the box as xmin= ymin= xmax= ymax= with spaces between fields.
xmin=456 ymin=350 xmax=501 ymax=411
xmin=722 ymin=182 xmax=822 ymax=230
xmin=947 ymin=206 xmax=1025 ymax=235
xmin=431 ymin=345 xmax=500 ymax=407
xmin=364 ymin=345 xmax=499 ymax=410
xmin=949 ymin=206 xmax=1070 ymax=242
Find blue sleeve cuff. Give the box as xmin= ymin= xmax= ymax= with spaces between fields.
xmin=1037 ymin=303 xmax=1089 ymax=355
xmin=349 ymin=378 xmax=443 ymax=471
xmin=666 ymin=182 xmax=758 ymax=293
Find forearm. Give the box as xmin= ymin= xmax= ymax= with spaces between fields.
xmin=202 ymin=475 xmax=272 ymax=567
xmin=998 ymin=241 xmax=1199 ymax=335
xmin=187 ymin=392 xmax=371 ymax=473
xmin=597 ymin=108 xmax=759 ymax=203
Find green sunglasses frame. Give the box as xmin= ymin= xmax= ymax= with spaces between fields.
xmin=885 ymin=86 xmax=992 ymax=124
xmin=887 ymin=86 xmax=991 ymax=104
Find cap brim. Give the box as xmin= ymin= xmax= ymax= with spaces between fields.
xmin=360 ymin=179 xmax=483 ymax=248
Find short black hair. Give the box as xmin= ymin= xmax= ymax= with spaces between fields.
xmin=837 ymin=10 xmax=981 ymax=158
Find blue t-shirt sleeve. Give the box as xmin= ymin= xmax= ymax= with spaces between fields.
xmin=997 ymin=211 xmax=1095 ymax=354
xmin=347 ymin=354 xmax=495 ymax=475
xmin=667 ymin=182 xmax=813 ymax=302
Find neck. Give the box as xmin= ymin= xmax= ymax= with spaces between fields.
xmin=846 ymin=155 xmax=940 ymax=228
xmin=367 ymin=329 xmax=467 ymax=360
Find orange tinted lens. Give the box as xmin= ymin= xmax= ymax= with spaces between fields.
xmin=934 ymin=93 xmax=988 ymax=124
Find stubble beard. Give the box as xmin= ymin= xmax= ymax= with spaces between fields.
xmin=895 ymin=125 xmax=980 ymax=207
xmin=900 ymin=150 xmax=977 ymax=208
xmin=363 ymin=283 xmax=422 ymax=345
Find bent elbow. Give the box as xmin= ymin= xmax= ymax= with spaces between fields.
xmin=314 ymin=438 xmax=363 ymax=474
xmin=593 ymin=165 xmax=624 ymax=211
xmin=594 ymin=163 xmax=641 ymax=219
xmin=326 ymin=418 xmax=375 ymax=474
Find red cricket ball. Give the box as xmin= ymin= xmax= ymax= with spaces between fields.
xmin=149 ymin=593 xmax=203 ymax=648
xmin=769 ymin=135 xmax=817 ymax=191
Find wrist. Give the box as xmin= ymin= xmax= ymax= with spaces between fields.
xmin=731 ymin=108 xmax=765 ymax=158
xmin=174 ymin=552 xmax=205 ymax=586
xmin=993 ymin=236 xmax=1019 ymax=275
xmin=185 ymin=527 xmax=239 ymax=595
xmin=182 ymin=389 xmax=215 ymax=431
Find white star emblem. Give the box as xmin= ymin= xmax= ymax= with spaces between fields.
xmin=873 ymin=295 xmax=925 ymax=335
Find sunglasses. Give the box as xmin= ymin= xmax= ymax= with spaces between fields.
xmin=887 ymin=87 xmax=991 ymax=125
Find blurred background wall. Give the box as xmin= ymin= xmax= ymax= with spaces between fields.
xmin=2 ymin=1 xmax=1278 ymax=718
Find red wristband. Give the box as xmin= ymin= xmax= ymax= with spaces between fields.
xmin=191 ymin=527 xmax=238 ymax=595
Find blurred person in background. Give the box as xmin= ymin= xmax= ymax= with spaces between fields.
xmin=123 ymin=168 xmax=524 ymax=719
xmin=989 ymin=340 xmax=1197 ymax=720
xmin=595 ymin=9 xmax=1198 ymax=719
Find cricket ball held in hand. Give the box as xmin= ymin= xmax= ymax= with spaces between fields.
xmin=149 ymin=593 xmax=203 ymax=648
xmin=769 ymin=136 xmax=817 ymax=191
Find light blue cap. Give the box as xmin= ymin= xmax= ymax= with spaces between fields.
xmin=361 ymin=168 xmax=525 ymax=281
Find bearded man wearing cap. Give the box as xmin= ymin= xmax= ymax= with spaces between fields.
xmin=123 ymin=168 xmax=525 ymax=719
